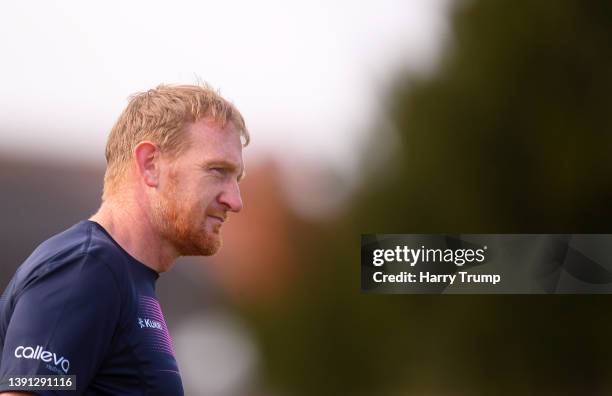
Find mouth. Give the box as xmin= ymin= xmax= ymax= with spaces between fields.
xmin=208 ymin=215 xmax=226 ymax=223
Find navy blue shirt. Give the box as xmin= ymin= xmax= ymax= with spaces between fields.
xmin=0 ymin=220 xmax=184 ymax=395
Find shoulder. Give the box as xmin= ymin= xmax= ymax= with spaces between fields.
xmin=0 ymin=223 xmax=130 ymax=332
xmin=11 ymin=221 xmax=129 ymax=299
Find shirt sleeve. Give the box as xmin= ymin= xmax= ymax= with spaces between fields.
xmin=0 ymin=249 xmax=121 ymax=395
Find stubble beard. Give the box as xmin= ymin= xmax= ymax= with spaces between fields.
xmin=151 ymin=177 xmax=221 ymax=257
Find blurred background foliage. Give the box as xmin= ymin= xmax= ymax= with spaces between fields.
xmin=242 ymin=1 xmax=612 ymax=395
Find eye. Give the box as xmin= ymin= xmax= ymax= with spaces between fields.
xmin=209 ymin=167 xmax=227 ymax=176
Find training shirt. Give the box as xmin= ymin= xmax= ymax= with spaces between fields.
xmin=0 ymin=220 xmax=184 ymax=395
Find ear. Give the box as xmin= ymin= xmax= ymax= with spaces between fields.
xmin=134 ymin=141 xmax=161 ymax=188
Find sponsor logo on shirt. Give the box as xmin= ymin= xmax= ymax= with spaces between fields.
xmin=138 ymin=295 xmax=176 ymax=356
xmin=138 ymin=317 xmax=162 ymax=330
xmin=14 ymin=345 xmax=70 ymax=374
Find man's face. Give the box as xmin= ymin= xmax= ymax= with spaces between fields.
xmin=152 ymin=118 xmax=244 ymax=256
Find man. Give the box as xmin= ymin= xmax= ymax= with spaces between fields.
xmin=0 ymin=84 xmax=249 ymax=395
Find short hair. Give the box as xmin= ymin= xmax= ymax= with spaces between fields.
xmin=102 ymin=84 xmax=249 ymax=200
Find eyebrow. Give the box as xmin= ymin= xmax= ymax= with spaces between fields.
xmin=203 ymin=160 xmax=246 ymax=182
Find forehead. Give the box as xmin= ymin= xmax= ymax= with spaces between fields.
xmin=184 ymin=118 xmax=243 ymax=164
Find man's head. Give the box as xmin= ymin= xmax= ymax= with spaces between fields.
xmin=103 ymin=84 xmax=249 ymax=256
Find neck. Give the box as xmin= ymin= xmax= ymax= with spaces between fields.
xmin=89 ymin=193 xmax=179 ymax=273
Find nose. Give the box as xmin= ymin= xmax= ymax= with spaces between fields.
xmin=218 ymin=181 xmax=243 ymax=213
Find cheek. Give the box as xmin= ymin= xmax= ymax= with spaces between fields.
xmin=184 ymin=191 xmax=215 ymax=216
xmin=180 ymin=179 xmax=220 ymax=213
xmin=199 ymin=184 xmax=220 ymax=207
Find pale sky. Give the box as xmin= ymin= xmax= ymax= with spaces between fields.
xmin=0 ymin=0 xmax=450 ymax=188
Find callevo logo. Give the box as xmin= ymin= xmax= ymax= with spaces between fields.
xmin=14 ymin=345 xmax=70 ymax=374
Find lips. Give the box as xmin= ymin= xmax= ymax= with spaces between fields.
xmin=208 ymin=215 xmax=226 ymax=223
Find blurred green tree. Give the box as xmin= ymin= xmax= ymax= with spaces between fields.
xmin=245 ymin=1 xmax=612 ymax=395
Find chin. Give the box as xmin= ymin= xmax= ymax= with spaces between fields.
xmin=194 ymin=233 xmax=222 ymax=256
xmin=170 ymin=228 xmax=221 ymax=257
